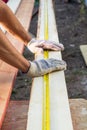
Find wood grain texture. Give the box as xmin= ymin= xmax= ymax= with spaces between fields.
xmin=0 ymin=72 xmax=16 ymax=128
xmin=69 ymin=99 xmax=87 ymax=130
xmin=0 ymin=0 xmax=34 ymax=128
xmin=2 ymin=99 xmax=87 ymax=130
xmin=1 ymin=101 xmax=29 ymax=130
xmin=7 ymin=0 xmax=21 ymax=13
xmin=27 ymin=0 xmax=73 ymax=130
xmin=0 ymin=0 xmax=34 ymax=72
xmin=80 ymin=45 xmax=87 ymax=66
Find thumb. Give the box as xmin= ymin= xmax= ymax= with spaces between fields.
xmin=35 ymin=47 xmax=43 ymax=54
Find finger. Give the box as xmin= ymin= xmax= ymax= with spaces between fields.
xmin=54 ymin=43 xmax=64 ymax=51
xmin=43 ymin=44 xmax=60 ymax=50
xmin=29 ymin=39 xmax=64 ymax=51
xmin=35 ymin=47 xmax=43 ymax=54
xmin=37 ymin=43 xmax=64 ymax=51
xmin=45 ymin=41 xmax=64 ymax=50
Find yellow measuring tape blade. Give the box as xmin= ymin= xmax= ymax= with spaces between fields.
xmin=42 ymin=0 xmax=50 ymax=130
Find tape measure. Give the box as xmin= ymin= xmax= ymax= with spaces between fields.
xmin=42 ymin=0 xmax=50 ymax=130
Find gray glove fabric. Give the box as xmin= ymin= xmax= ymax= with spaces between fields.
xmin=27 ymin=58 xmax=66 ymax=77
xmin=27 ymin=39 xmax=64 ymax=54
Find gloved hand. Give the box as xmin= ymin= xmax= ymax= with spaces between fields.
xmin=27 ymin=39 xmax=64 ymax=54
xmin=27 ymin=58 xmax=66 ymax=77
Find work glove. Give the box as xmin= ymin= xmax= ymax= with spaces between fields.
xmin=27 ymin=39 xmax=64 ymax=54
xmin=27 ymin=58 xmax=66 ymax=77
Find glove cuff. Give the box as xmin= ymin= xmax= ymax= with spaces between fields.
xmin=28 ymin=38 xmax=36 ymax=45
xmin=22 ymin=62 xmax=31 ymax=74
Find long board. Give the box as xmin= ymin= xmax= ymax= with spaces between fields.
xmin=0 ymin=0 xmax=34 ymax=128
xmin=80 ymin=45 xmax=87 ymax=66
xmin=26 ymin=0 xmax=73 ymax=130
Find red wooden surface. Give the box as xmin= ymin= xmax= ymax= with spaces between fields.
xmin=1 ymin=100 xmax=87 ymax=130
xmin=0 ymin=0 xmax=34 ymax=128
xmin=0 ymin=71 xmax=16 ymax=128
xmin=1 ymin=101 xmax=29 ymax=130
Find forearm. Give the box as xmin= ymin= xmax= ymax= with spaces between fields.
xmin=0 ymin=29 xmax=30 ymax=72
xmin=0 ymin=0 xmax=32 ymax=45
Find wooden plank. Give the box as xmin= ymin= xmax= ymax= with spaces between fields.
xmin=0 ymin=72 xmax=16 ymax=128
xmin=48 ymin=0 xmax=73 ymax=130
xmin=70 ymin=99 xmax=87 ymax=130
xmin=0 ymin=0 xmax=34 ymax=72
xmin=0 ymin=0 xmax=34 ymax=128
xmin=27 ymin=99 xmax=86 ymax=130
xmin=1 ymin=101 xmax=29 ymax=130
xmin=27 ymin=0 xmax=73 ymax=130
xmin=2 ymin=99 xmax=87 ymax=130
xmin=7 ymin=0 xmax=21 ymax=13
xmin=80 ymin=45 xmax=87 ymax=66
xmin=0 ymin=0 xmax=22 ymax=67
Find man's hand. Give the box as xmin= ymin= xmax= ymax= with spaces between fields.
xmin=27 ymin=58 xmax=66 ymax=77
xmin=27 ymin=39 xmax=64 ymax=54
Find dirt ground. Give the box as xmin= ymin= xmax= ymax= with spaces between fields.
xmin=11 ymin=0 xmax=87 ymax=100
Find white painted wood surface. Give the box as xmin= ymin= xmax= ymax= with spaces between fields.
xmin=27 ymin=0 xmax=73 ymax=130
xmin=80 ymin=45 xmax=87 ymax=66
xmin=7 ymin=0 xmax=21 ymax=13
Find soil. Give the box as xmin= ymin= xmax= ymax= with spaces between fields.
xmin=11 ymin=0 xmax=87 ymax=100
